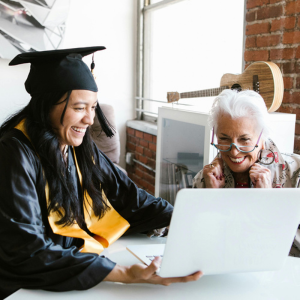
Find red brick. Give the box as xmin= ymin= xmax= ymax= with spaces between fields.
xmin=139 ymin=139 xmax=148 ymax=148
xmin=246 ymin=36 xmax=256 ymax=48
xmin=282 ymin=91 xmax=300 ymax=104
xmin=153 ymin=136 xmax=157 ymax=144
xmin=282 ymin=91 xmax=293 ymax=103
xmin=130 ymin=173 xmax=140 ymax=185
xmin=135 ymin=167 xmax=144 ymax=179
xmin=271 ymin=17 xmax=296 ymax=31
xmin=247 ymin=0 xmax=269 ymax=9
xmin=144 ymin=133 xmax=153 ymax=142
xmin=128 ymin=135 xmax=138 ymax=144
xmin=147 ymin=158 xmax=156 ymax=170
xmin=278 ymin=105 xmax=300 ymax=119
xmin=282 ymin=62 xmax=296 ymax=74
xmin=139 ymin=178 xmax=149 ymax=189
xmin=246 ymin=11 xmax=256 ymax=22
xmin=138 ymin=155 xmax=147 ymax=164
xmin=256 ymin=35 xmax=281 ymax=47
xmin=296 ymin=46 xmax=300 ymax=58
xmin=283 ymin=77 xmax=294 ymax=89
xmin=257 ymin=5 xmax=283 ymax=20
xmin=285 ymin=0 xmax=300 ymax=15
xmin=270 ymin=48 xmax=295 ymax=60
xmin=295 ymin=123 xmax=300 ymax=135
xmin=136 ymin=145 xmax=144 ymax=154
xmin=146 ymin=184 xmax=155 ymax=195
xmin=139 ymin=165 xmax=152 ymax=173
xmin=296 ymin=77 xmax=300 ymax=89
xmin=135 ymin=130 xmax=143 ymax=139
xmin=144 ymin=148 xmax=154 ymax=159
xmin=244 ymin=50 xmax=269 ymax=61
xmin=298 ymin=18 xmax=300 ymax=28
xmin=283 ymin=31 xmax=300 ymax=44
xmin=148 ymin=142 xmax=156 ymax=152
xmin=144 ymin=173 xmax=155 ymax=186
xmin=294 ymin=136 xmax=300 ymax=152
xmin=126 ymin=142 xmax=136 ymax=152
xmin=126 ymin=127 xmax=135 ymax=135
xmin=270 ymin=0 xmax=283 ymax=3
xmin=296 ymin=62 xmax=300 ymax=73
xmin=246 ymin=22 xmax=270 ymax=35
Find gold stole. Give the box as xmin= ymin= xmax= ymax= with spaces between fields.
xmin=15 ymin=120 xmax=130 ymax=254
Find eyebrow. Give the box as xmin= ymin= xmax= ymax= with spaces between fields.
xmin=219 ymin=133 xmax=251 ymax=138
xmin=72 ymin=100 xmax=98 ymax=105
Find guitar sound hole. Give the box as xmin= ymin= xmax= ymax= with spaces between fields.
xmin=231 ymin=84 xmax=242 ymax=92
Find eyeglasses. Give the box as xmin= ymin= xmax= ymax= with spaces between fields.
xmin=211 ymin=128 xmax=263 ymax=153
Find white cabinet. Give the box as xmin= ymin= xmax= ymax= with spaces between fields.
xmin=155 ymin=107 xmax=217 ymax=204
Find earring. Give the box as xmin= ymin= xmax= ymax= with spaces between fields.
xmin=257 ymin=149 xmax=275 ymax=165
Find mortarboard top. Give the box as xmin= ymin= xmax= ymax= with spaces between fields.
xmin=9 ymin=46 xmax=106 ymax=96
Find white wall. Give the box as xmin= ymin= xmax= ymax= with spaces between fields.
xmin=0 ymin=59 xmax=30 ymax=123
xmin=63 ymin=0 xmax=137 ymax=167
xmin=0 ymin=0 xmax=136 ymax=168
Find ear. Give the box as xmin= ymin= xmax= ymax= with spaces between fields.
xmin=261 ymin=139 xmax=265 ymax=150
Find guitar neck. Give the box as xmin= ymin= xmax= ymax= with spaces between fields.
xmin=180 ymin=86 xmax=229 ymax=99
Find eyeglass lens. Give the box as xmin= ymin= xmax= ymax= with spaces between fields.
xmin=215 ymin=144 xmax=256 ymax=153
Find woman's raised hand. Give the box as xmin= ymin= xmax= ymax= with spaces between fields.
xmin=202 ymin=157 xmax=225 ymax=188
xmin=104 ymin=257 xmax=203 ymax=285
xmin=249 ymin=163 xmax=272 ymax=188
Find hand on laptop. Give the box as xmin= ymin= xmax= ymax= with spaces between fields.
xmin=203 ymin=158 xmax=225 ymax=188
xmin=249 ymin=163 xmax=272 ymax=188
xmin=103 ymin=257 xmax=203 ymax=285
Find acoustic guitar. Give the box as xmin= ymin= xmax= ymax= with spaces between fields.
xmin=167 ymin=61 xmax=284 ymax=112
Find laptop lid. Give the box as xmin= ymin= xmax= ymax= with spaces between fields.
xmin=133 ymin=188 xmax=300 ymax=278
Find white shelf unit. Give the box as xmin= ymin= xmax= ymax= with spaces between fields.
xmin=155 ymin=107 xmax=217 ymax=204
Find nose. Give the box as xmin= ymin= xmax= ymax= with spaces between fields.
xmin=229 ymin=143 xmax=241 ymax=156
xmin=83 ymin=109 xmax=95 ymax=125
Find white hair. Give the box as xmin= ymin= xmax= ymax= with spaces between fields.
xmin=209 ymin=89 xmax=271 ymax=139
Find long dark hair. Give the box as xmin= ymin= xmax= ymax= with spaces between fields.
xmin=0 ymin=90 xmax=110 ymax=226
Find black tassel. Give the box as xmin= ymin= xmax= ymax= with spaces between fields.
xmin=95 ymin=103 xmax=115 ymax=138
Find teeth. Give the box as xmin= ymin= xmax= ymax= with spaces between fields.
xmin=72 ymin=127 xmax=86 ymax=133
xmin=229 ymin=157 xmax=245 ymax=163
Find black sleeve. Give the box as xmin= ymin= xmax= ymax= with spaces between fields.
xmin=94 ymin=144 xmax=173 ymax=235
xmin=0 ymin=135 xmax=116 ymax=299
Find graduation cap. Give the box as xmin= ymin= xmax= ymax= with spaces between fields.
xmin=9 ymin=46 xmax=115 ymax=137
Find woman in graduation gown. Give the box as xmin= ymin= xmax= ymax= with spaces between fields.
xmin=0 ymin=47 xmax=201 ymax=298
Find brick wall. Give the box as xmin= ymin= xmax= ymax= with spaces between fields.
xmin=126 ymin=127 xmax=157 ymax=195
xmin=245 ymin=0 xmax=300 ymax=153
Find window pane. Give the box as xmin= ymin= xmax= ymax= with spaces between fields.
xmin=144 ymin=0 xmax=245 ymax=114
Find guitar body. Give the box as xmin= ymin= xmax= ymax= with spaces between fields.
xmin=220 ymin=61 xmax=283 ymax=112
xmin=167 ymin=61 xmax=284 ymax=112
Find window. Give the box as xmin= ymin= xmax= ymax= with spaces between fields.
xmin=136 ymin=0 xmax=246 ymax=121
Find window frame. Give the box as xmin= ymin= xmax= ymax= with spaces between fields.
xmin=136 ymin=0 xmax=247 ymax=122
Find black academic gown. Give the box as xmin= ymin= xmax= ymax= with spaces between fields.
xmin=0 ymin=129 xmax=173 ymax=299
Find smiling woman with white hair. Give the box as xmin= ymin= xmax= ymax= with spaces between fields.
xmin=193 ymin=89 xmax=300 ymax=256
xmin=193 ymin=89 xmax=300 ymax=189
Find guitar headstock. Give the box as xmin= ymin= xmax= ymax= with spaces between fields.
xmin=167 ymin=92 xmax=180 ymax=103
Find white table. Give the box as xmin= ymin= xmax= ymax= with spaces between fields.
xmin=7 ymin=234 xmax=300 ymax=300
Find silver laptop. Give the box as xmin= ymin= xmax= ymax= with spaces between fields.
xmin=127 ymin=188 xmax=300 ymax=277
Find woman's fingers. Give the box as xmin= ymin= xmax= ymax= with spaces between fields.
xmin=249 ymin=163 xmax=272 ymax=188
xmin=203 ymin=158 xmax=225 ymax=188
xmin=141 ymin=257 xmax=161 ymax=279
xmin=130 ymin=257 xmax=203 ymax=286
